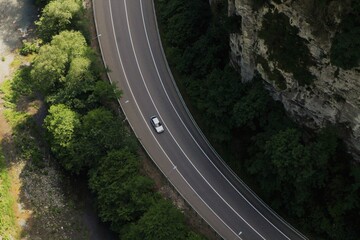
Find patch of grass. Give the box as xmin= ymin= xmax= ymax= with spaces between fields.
xmin=13 ymin=120 xmax=44 ymax=169
xmin=10 ymin=54 xmax=35 ymax=70
xmin=0 ymin=80 xmax=17 ymax=109
xmin=0 ymin=147 xmax=18 ymax=240
xmin=1 ymin=73 xmax=43 ymax=169
xmin=1 ymin=71 xmax=32 ymax=127
xmin=3 ymin=109 xmax=28 ymax=127
xmin=1 ymin=76 xmax=34 ymax=112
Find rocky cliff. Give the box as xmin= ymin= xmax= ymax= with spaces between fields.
xmin=229 ymin=0 xmax=360 ymax=159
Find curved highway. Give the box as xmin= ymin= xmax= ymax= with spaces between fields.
xmin=92 ymin=0 xmax=308 ymax=239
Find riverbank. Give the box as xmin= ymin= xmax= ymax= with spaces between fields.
xmin=0 ymin=0 xmax=117 ymax=239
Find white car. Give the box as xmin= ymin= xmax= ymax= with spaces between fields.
xmin=150 ymin=116 xmax=164 ymax=133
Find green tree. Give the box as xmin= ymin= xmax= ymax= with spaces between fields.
xmin=36 ymin=0 xmax=82 ymax=42
xmin=30 ymin=31 xmax=88 ymax=95
xmin=47 ymin=56 xmax=95 ymax=109
xmin=233 ymin=80 xmax=269 ymax=129
xmin=157 ymin=0 xmax=210 ymax=50
xmin=44 ymin=104 xmax=80 ymax=150
xmin=89 ymin=150 xmax=155 ymax=233
xmin=247 ymin=128 xmax=316 ymax=215
xmin=265 ymin=129 xmax=312 ymax=183
xmin=79 ymin=108 xmax=127 ymax=154
xmin=91 ymin=80 xmax=122 ymax=103
xmin=30 ymin=44 xmax=68 ymax=94
xmin=64 ymin=108 xmax=136 ymax=172
xmin=122 ymin=199 xmax=188 ymax=240
xmin=50 ymin=30 xmax=88 ymax=60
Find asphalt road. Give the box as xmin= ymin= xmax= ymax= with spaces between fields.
xmin=92 ymin=0 xmax=308 ymax=239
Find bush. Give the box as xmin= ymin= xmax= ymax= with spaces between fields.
xmin=36 ymin=0 xmax=83 ymax=42
xmin=20 ymin=40 xmax=41 ymax=56
xmin=259 ymin=10 xmax=315 ymax=85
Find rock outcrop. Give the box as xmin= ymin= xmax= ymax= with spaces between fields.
xmin=229 ymin=0 xmax=360 ymax=160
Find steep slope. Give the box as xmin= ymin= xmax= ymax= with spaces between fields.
xmin=229 ymin=0 xmax=360 ymax=159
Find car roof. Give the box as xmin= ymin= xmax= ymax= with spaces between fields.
xmin=151 ymin=116 xmax=160 ymax=123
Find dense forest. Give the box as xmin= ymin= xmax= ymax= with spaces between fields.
xmin=155 ymin=0 xmax=360 ymax=239
xmin=4 ymin=0 xmax=359 ymax=239
xmin=2 ymin=0 xmax=206 ymax=239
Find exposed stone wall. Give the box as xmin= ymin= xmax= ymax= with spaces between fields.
xmin=229 ymin=0 xmax=360 ymax=160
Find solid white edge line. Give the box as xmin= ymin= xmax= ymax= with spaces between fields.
xmin=138 ymin=1 xmax=295 ymax=239
xmin=151 ymin=0 xmax=308 ymax=238
xmin=92 ymin=0 xmax=241 ymax=239
xmin=123 ymin=0 xmax=267 ymax=239
xmin=144 ymin=0 xmax=308 ymax=239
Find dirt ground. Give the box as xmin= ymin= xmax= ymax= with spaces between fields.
xmin=0 ymin=1 xmax=103 ymax=239
xmin=0 ymin=0 xmax=34 ymax=231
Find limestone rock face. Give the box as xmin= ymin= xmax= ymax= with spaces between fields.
xmin=229 ymin=0 xmax=360 ymax=159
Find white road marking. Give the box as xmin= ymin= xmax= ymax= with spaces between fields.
xmin=123 ymin=0 xmax=264 ymax=239
xmin=139 ymin=0 xmax=306 ymax=239
xmin=94 ymin=0 xmax=242 ymax=239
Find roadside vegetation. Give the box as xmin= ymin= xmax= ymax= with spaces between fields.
xmin=0 ymin=0 xmax=207 ymax=239
xmin=0 ymin=148 xmax=18 ymax=240
xmin=155 ymin=0 xmax=360 ymax=239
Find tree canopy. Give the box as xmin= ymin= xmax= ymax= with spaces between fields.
xmin=89 ymin=150 xmax=155 ymax=232
xmin=122 ymin=199 xmax=188 ymax=240
xmin=44 ymin=104 xmax=80 ymax=149
xmin=36 ymin=0 xmax=82 ymax=42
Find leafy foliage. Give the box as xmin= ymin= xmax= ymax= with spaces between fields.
xmin=31 ymin=30 xmax=119 ymax=110
xmin=44 ymin=104 xmax=80 ymax=149
xmin=259 ymin=10 xmax=314 ymax=85
xmin=89 ymin=150 xmax=155 ymax=233
xmin=157 ymin=0 xmax=244 ymax=144
xmin=5 ymin=0 xmax=206 ymax=239
xmin=73 ymin=108 xmax=130 ymax=164
xmin=122 ymin=199 xmax=188 ymax=240
xmin=30 ymin=44 xmax=68 ymax=93
xmin=20 ymin=39 xmax=41 ymax=56
xmin=232 ymin=80 xmax=269 ymax=128
xmin=0 ymin=147 xmax=17 ymax=239
xmin=36 ymin=0 xmax=82 ymax=42
xmin=157 ymin=0 xmax=360 ymax=239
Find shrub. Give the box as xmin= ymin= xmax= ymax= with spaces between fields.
xmin=19 ymin=40 xmax=41 ymax=56
xmin=259 ymin=10 xmax=315 ymax=85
